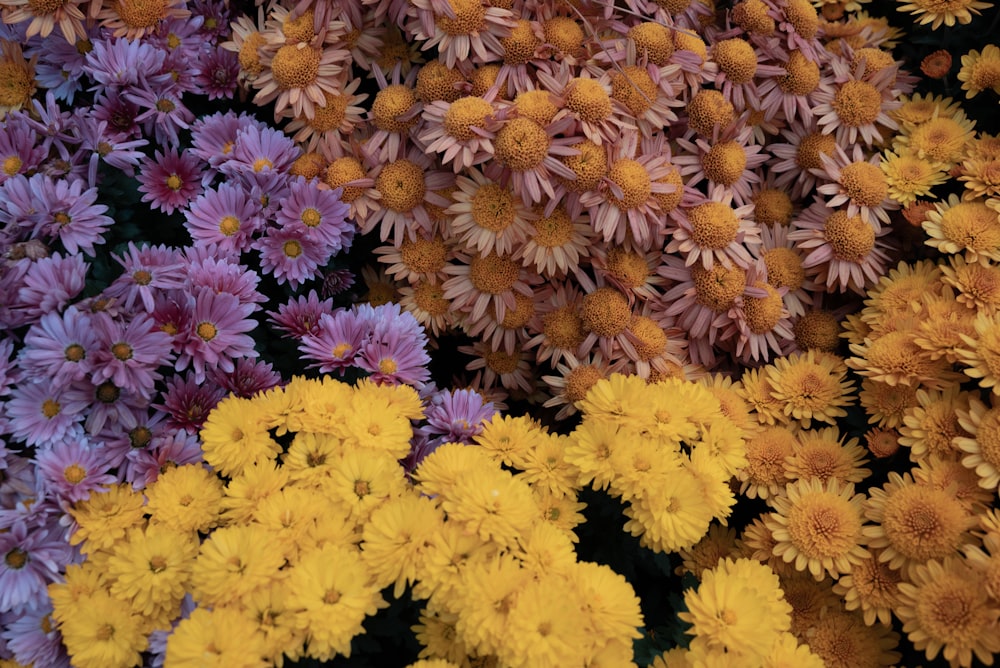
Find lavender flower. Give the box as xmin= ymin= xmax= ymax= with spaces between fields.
xmin=355 ymin=303 xmax=432 ymax=386
xmin=90 ymin=311 xmax=174 ymax=399
xmin=175 ymin=288 xmax=258 ymax=383
xmin=19 ymin=306 xmax=97 ymax=386
xmin=35 ymin=435 xmax=117 ymax=504
xmin=104 ymin=242 xmax=187 ymax=314
xmin=28 ymin=174 xmax=113 ymax=255
xmin=0 ymin=520 xmax=75 ymax=614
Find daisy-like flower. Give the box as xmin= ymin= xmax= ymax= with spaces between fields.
xmin=665 ymin=186 xmax=760 ymax=270
xmin=769 ymin=120 xmax=840 ymax=201
xmin=96 ymin=0 xmax=190 ymax=40
xmin=459 ymin=340 xmax=534 ymax=394
xmin=5 ymin=379 xmax=84 ymax=447
xmin=880 ymin=147 xmax=947 ymax=207
xmin=756 ymin=48 xmax=825 ymax=124
xmin=267 ymin=290 xmax=334 ymax=339
xmin=754 ymin=223 xmax=815 ymax=317
xmin=955 ymin=395 xmax=1000 ymax=490
xmin=814 ymin=144 xmax=900 ymax=227
xmin=788 ymin=200 xmax=893 ymax=294
xmin=0 ymin=40 xmax=36 ymax=119
xmin=958 ymin=44 xmax=1000 ymax=99
xmin=923 ymin=194 xmax=1000 ymax=263
xmin=374 ymin=232 xmax=452 ymax=285
xmin=441 ymin=249 xmax=535 ymax=323
xmin=956 ymin=311 xmax=1000 ymax=397
xmin=706 ymin=34 xmax=785 ymax=111
xmin=35 ymin=437 xmax=116 ymax=504
xmin=252 ymin=37 xmax=349 ymax=121
xmin=447 ymin=167 xmax=535 ymax=256
xmin=767 ymin=478 xmax=870 ymax=580
xmin=417 ymin=90 xmax=502 ymax=172
xmin=407 ymin=0 xmax=516 ymax=69
xmin=811 ymin=54 xmax=900 ymax=147
xmin=898 ymin=0 xmax=993 ymax=28
xmin=738 ymin=425 xmax=796 ymax=500
xmin=254 ymin=226 xmax=329 ymax=288
xmin=674 ymin=124 xmax=768 ymax=207
xmin=103 ymin=242 xmax=187 ymax=314
xmin=136 ymin=147 xmax=203 ymax=215
xmin=0 ymin=0 xmax=86 ymax=42
xmin=0 ymin=520 xmax=71 ymax=614
xmin=941 ymin=254 xmax=1000 ymax=313
xmin=183 ymin=182 xmax=262 ymax=256
xmin=355 ymin=303 xmax=432 ymax=387
xmin=19 ymin=306 xmax=97 ymax=385
xmin=283 ymin=76 xmax=368 ymax=153
xmin=765 ymin=350 xmax=855 ymax=427
xmin=483 ymin=114 xmax=580 ymax=206
xmin=174 ymin=288 xmax=258 ymax=383
xmin=863 ymin=472 xmax=975 ymax=577
xmin=536 ymin=63 xmax=634 ymax=146
xmin=896 ymin=557 xmax=1000 ymax=668
xmin=578 ymin=130 xmax=680 ymax=249
xmin=786 ymin=427 xmax=871 ymax=485
xmin=90 ymin=311 xmax=173 ymax=400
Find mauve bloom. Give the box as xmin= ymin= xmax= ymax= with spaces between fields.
xmin=220 ymin=124 xmax=299 ymax=177
xmin=175 ymin=288 xmax=258 ymax=383
xmin=209 ymin=357 xmax=281 ymax=398
xmin=72 ymin=112 xmax=148 ymax=186
xmin=22 ymin=93 xmax=78 ymax=161
xmin=94 ymin=405 xmax=169 ymax=472
xmin=104 ymin=242 xmax=187 ymax=314
xmin=185 ymin=252 xmax=266 ymax=306
xmin=27 ymin=31 xmax=92 ymax=103
xmin=0 ymin=114 xmax=45 ymax=184
xmin=90 ymin=92 xmax=142 ymax=142
xmin=19 ymin=306 xmax=97 ymax=385
xmin=90 ymin=311 xmax=174 ymax=399
xmin=16 ymin=252 xmax=88 ymax=323
xmin=275 ymin=176 xmax=353 ymax=251
xmin=83 ymin=36 xmax=170 ymax=90
xmin=0 ymin=173 xmax=37 ymax=229
xmin=0 ymin=600 xmax=70 ymax=668
xmin=189 ymin=110 xmax=265 ymax=179
xmin=125 ymin=430 xmax=204 ymax=488
xmin=299 ymin=309 xmax=371 ymax=375
xmin=136 ymin=147 xmax=204 ymax=215
xmin=5 ymin=380 xmax=85 ymax=447
xmin=151 ymin=295 xmax=193 ymax=357
xmin=27 ymin=173 xmax=112 ymax=255
xmin=423 ymin=388 xmax=496 ymax=442
xmin=35 ymin=436 xmax=117 ymax=504
xmin=254 ymin=226 xmax=328 ymax=288
xmin=184 ymin=182 xmax=262 ymax=256
xmin=267 ymin=290 xmax=334 ymax=339
xmin=355 ymin=303 xmax=432 ymax=386
xmin=156 ymin=372 xmax=226 ymax=434
xmin=0 ymin=520 xmax=75 ymax=614
xmin=128 ymin=85 xmax=194 ymax=148
xmin=193 ymin=46 xmax=240 ymax=100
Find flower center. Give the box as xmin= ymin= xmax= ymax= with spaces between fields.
xmin=111 ymin=342 xmax=133 ymax=361
xmin=436 ymin=0 xmax=486 ymax=35
xmin=400 ymin=235 xmax=448 ymax=274
xmin=743 ymin=282 xmax=785 ymax=333
xmin=471 ymin=183 xmax=517 ymax=232
xmin=64 ymin=343 xmax=86 ymax=362
xmin=63 ymin=463 xmax=87 ymax=484
xmin=531 ymin=206 xmax=574 ymax=247
xmin=607 ymin=159 xmax=651 ymax=209
xmin=376 ymin=159 xmax=425 ymax=212
xmin=282 ymin=8 xmax=314 ymax=42
xmin=542 ymin=306 xmax=584 ymax=349
xmin=611 ymin=66 xmax=658 ymax=117
xmin=542 ymin=17 xmax=583 ymax=56
xmin=692 ymin=263 xmax=747 ymax=311
xmin=628 ymin=315 xmax=667 ymax=359
xmin=627 ymin=22 xmax=674 ymax=65
xmin=839 ymin=162 xmax=887 ymax=207
xmin=832 ymin=80 xmax=882 ymax=128
xmin=443 ymin=96 xmax=492 ymax=141
xmin=415 ymin=60 xmax=465 ymax=104
xmin=796 ymin=132 xmax=838 ymax=171
xmin=325 ymin=157 xmax=366 ymax=202
xmin=485 ymin=349 xmax=520 ymax=375
xmin=41 ymin=398 xmax=60 ymax=418
xmin=372 ymin=84 xmax=418 ymax=133
xmin=307 ymin=91 xmax=349 ymax=132
xmin=712 ymin=38 xmax=757 ymax=84
xmin=468 ymin=252 xmax=519 ymax=294
xmin=4 ymin=548 xmax=27 ymax=569
xmin=218 ymin=215 xmax=240 ymax=237
xmin=785 ymin=0 xmax=818 ymax=38
xmin=238 ymin=33 xmax=265 ymax=76
xmin=196 ymin=322 xmax=217 ymax=341
xmin=501 ymin=19 xmax=539 ymax=65
xmin=580 ymin=287 xmax=630 ymax=337
xmin=566 ymin=78 xmax=612 ymax=123
xmin=378 ymin=358 xmax=398 ymax=375
xmin=500 ymin=293 xmax=534 ymax=328
xmin=763 ymin=247 xmax=805 ymax=290
xmin=270 ymin=44 xmax=321 ymax=90
xmin=560 ymin=140 xmax=606 ymax=192
xmin=702 ymin=141 xmax=747 ymax=186
xmin=687 ymin=201 xmax=741 ymax=250
xmin=605 ymin=247 xmax=649 ymax=288
xmin=96 ymin=381 xmax=120 ymax=403
xmin=412 ymin=281 xmax=450 ymax=315
xmin=779 ymin=50 xmax=820 ymax=96
xmin=26 ymin=0 xmax=67 ymax=13
xmin=494 ymin=117 xmax=550 ymax=171
xmin=130 ymin=426 xmax=152 ymax=448
xmin=2 ymin=155 xmax=21 ymax=175
xmin=114 ymin=0 xmax=169 ymax=30
xmin=686 ymin=90 xmax=734 ymax=136
xmin=564 ymin=364 xmax=603 ymax=402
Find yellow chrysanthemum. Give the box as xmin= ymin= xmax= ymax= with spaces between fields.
xmin=678 ymin=524 xmax=740 ymax=579
xmin=858 ymin=378 xmax=918 ymax=429
xmin=287 ymin=543 xmax=388 ymax=661
xmin=191 ymin=524 xmax=287 ymax=607
xmin=440 ymin=464 xmax=538 ymax=548
xmin=881 ymin=148 xmax=947 ymax=206
xmin=452 ymin=552 xmax=532 ymax=656
xmin=767 ymin=478 xmax=870 ymax=580
xmin=832 ymin=548 xmax=903 ymax=626
xmin=576 ymin=373 xmax=652 ymax=426
xmin=563 ymin=418 xmax=626 ymax=491
xmin=251 ymin=485 xmax=327 ymax=563
xmin=58 ymin=590 xmax=148 ymax=667
xmin=784 ymin=427 xmax=871 ymax=486
xmin=762 ymin=632 xmax=826 ymax=668
xmin=862 ymin=472 xmax=975 ymax=577
xmin=897 ymin=0 xmax=993 ymax=29
xmin=69 ymin=483 xmax=147 ymax=554
xmin=282 ymin=431 xmax=343 ymax=484
xmin=896 ymin=557 xmax=1000 ymax=668
xmin=339 ymin=396 xmax=414 ymax=459
xmin=846 ymin=328 xmax=960 ymax=389
xmin=321 ymin=448 xmax=409 ymax=524
xmin=500 ymin=574 xmax=591 ymax=667
xmin=955 ymin=394 xmax=1000 ymax=490
xmin=738 ymin=425 xmax=796 ymax=500
xmin=923 ymin=193 xmax=1000 ymax=263
xmin=361 ymin=494 xmax=444 ymax=597
xmin=623 ymin=466 xmax=716 ymax=553
xmin=413 ymin=441 xmax=496 ymax=498
xmin=608 ymin=438 xmax=684 ymax=502
xmin=165 ymin=606 xmax=269 ymax=668
xmin=861 ymin=259 xmax=944 ymax=328
xmin=144 ymin=463 xmax=224 ymax=534
xmin=411 ymin=605 xmax=472 ymax=666
xmin=232 ymin=581 xmax=307 ymax=666
xmin=200 ymin=395 xmax=282 ymax=477
xmin=474 ymin=414 xmax=547 ymax=469
xmin=899 ymin=386 xmax=973 ymax=461
xmin=49 ymin=561 xmax=107 ymax=624
xmin=220 ymin=459 xmax=291 ymax=525
xmin=800 ymin=609 xmax=901 ymax=667
xmin=107 ymin=524 xmax=198 ymax=623
xmin=765 ymin=351 xmax=856 ymax=427
xmin=738 ymin=367 xmax=786 ymax=426
xmin=956 ymin=310 xmax=1000 ymax=396
xmin=958 ymin=44 xmax=1000 ymax=99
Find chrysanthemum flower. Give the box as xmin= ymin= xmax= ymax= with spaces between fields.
xmin=107 ymin=524 xmax=198 ymax=619
xmin=941 ymin=254 xmax=1000 ymax=313
xmin=164 ymin=606 xmax=269 ymax=667
xmin=923 ymin=194 xmax=1000 ymax=263
xmin=68 ymin=483 xmax=146 ymax=554
xmin=955 ymin=310 xmax=1000 ymax=395
xmin=501 ymin=574 xmax=591 ymax=667
xmin=35 ymin=437 xmax=116 ymax=504
xmin=283 ymin=77 xmax=368 ymax=152
xmin=768 ymin=121 xmax=840 ymax=201
xmin=785 ymin=427 xmax=871 ymax=486
xmin=136 ymin=147 xmax=203 ymax=215
xmin=898 ymin=0 xmax=993 ymax=29
xmin=447 ymin=167 xmax=535 ymax=256
xmin=417 ymin=91 xmax=501 ymax=172
xmin=800 ymin=608 xmax=901 ymax=667
xmin=191 ymin=524 xmax=286 ymax=607
xmin=408 ymin=0 xmax=515 ymax=69
xmin=955 ymin=395 xmax=1000 ymax=490
xmin=452 ymin=552 xmax=531 ymax=656
xmin=880 ymin=147 xmax=947 ymax=207
xmin=896 ymin=557 xmax=1000 ymax=667
xmin=859 ymin=378 xmax=917 ymax=430
xmin=813 ymin=144 xmax=900 ymax=228
xmin=768 ymin=478 xmax=870 ymax=580
xmin=0 ymin=40 xmax=36 ymax=119
xmin=833 ymin=548 xmax=903 ymax=626
xmin=765 ymin=350 xmax=855 ymax=427
xmin=361 ymin=495 xmax=444 ymax=597
xmin=362 ymin=147 xmax=454 ymax=247
xmin=441 ymin=463 xmax=537 ymax=548
xmin=958 ymin=44 xmax=1000 ymax=99
xmin=483 ymin=114 xmax=580 ymax=205
xmin=863 ymin=472 xmax=975 ymax=577
xmin=811 ymin=53 xmax=899 ymax=147
xmin=896 ymin=111 xmax=976 ymax=171
xmin=145 ymin=463 xmax=224 ymax=534
xmin=58 ymin=590 xmax=148 ymax=668
xmin=623 ymin=465 xmax=717 ymax=553
xmin=251 ymin=38 xmax=348 ymax=121
xmin=737 ymin=425 xmax=795 ymax=500
xmin=184 ymin=182 xmax=262 ymax=255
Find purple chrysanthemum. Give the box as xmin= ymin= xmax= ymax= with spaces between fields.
xmin=0 ymin=115 xmax=45 ymax=184
xmin=0 ymin=520 xmax=75 ymax=614
xmin=0 ymin=173 xmax=38 ymax=228
xmin=128 ymin=86 xmax=194 ymax=148
xmin=90 ymin=311 xmax=174 ymax=399
xmin=83 ymin=36 xmax=170 ymax=90
xmin=5 ymin=380 xmax=85 ymax=447
xmin=209 ymin=357 xmax=281 ymax=398
xmin=90 ymin=92 xmax=143 ymax=143
xmin=15 ymin=253 xmax=88 ymax=324
xmin=62 ymin=376 xmax=148 ymax=436
xmin=104 ymin=242 xmax=187 ymax=314
xmin=175 ymin=288 xmax=258 ymax=382
xmin=26 ymin=29 xmax=93 ymax=104
xmin=321 ymin=268 xmax=354 ymax=298
xmin=275 ymin=177 xmax=354 ymax=252
xmin=220 ymin=124 xmax=298 ymax=177
xmin=125 ymin=429 xmax=205 ymax=488
xmin=184 ymin=182 xmax=262 ymax=256
xmin=23 ymin=93 xmax=79 ymax=161
xmin=299 ymin=309 xmax=371 ymax=375
xmin=156 ymin=372 xmax=226 ymax=434
xmin=73 ymin=112 xmax=149 ymax=186
xmin=0 ymin=600 xmax=70 ymax=668
xmin=423 ymin=388 xmax=496 ymax=442
xmin=19 ymin=306 xmax=97 ymax=386
xmin=185 ymin=251 xmax=266 ymax=306
xmin=136 ymin=147 xmax=204 ymax=215
xmin=95 ymin=405 xmax=169 ymax=472
xmin=189 ymin=111 xmax=265 ymax=180
xmin=27 ymin=174 xmax=113 ymax=255
xmin=193 ymin=46 xmax=240 ymax=100
xmin=35 ymin=436 xmax=117 ymax=504
xmin=355 ymin=303 xmax=432 ymax=386
xmin=267 ymin=290 xmax=334 ymax=339
xmin=254 ymin=226 xmax=328 ymax=289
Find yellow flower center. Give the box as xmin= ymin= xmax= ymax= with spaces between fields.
xmin=794 ymin=311 xmax=841 ymax=351
xmin=435 ymin=0 xmax=486 ymax=35
xmin=796 ymin=132 xmax=838 ymax=171
xmin=27 ymin=0 xmax=68 ymax=13
xmin=325 ymin=157 xmax=366 ymax=202
xmin=784 ymin=0 xmax=818 ymax=38
xmin=605 ymin=247 xmax=649 ymax=288
xmin=372 ymin=84 xmax=418 ymax=133
xmin=494 ymin=117 xmax=549 ymax=171
xmin=400 ymin=235 xmax=448 ymax=274
xmin=283 ymin=240 xmax=302 ymax=258
xmin=412 ymin=280 xmax=450 ymax=316
xmin=611 ymin=66 xmax=659 ymax=118
xmin=114 ymin=0 xmax=169 ymax=30
xmin=485 ymin=349 xmax=520 ymax=375
xmin=712 ymin=38 xmax=757 ymax=84
xmin=779 ymin=50 xmax=821 ymax=96
xmin=832 ymin=80 xmax=882 ymax=128
xmin=752 ymin=189 xmax=794 ymax=226
xmin=468 ymin=252 xmax=519 ymax=294
xmin=565 ymin=78 xmax=612 ymax=123
xmin=824 ymin=210 xmax=875 ymax=261
xmin=218 ymin=215 xmax=240 ymax=237
xmin=4 ymin=548 xmax=27 ymax=569
xmin=542 ymin=17 xmax=583 ymax=56
xmin=111 ymin=342 xmax=133 ymax=361
xmin=376 ymin=159 xmax=425 ymax=212
xmin=378 ymin=357 xmax=398 ymax=375
xmin=41 ymin=398 xmax=60 ymax=418
xmin=732 ymin=0 xmax=775 ymax=34
xmin=514 ymin=89 xmax=558 ymax=126
xmin=542 ymin=306 xmax=584 ymax=349
xmin=64 ymin=343 xmax=86 ymax=362
xmin=443 ymin=95 xmax=492 ymax=141
xmin=2 ymin=155 xmax=21 ymax=175
xmin=656 ymin=0 xmax=693 ymax=14
xmin=606 ymin=159 xmax=651 ymax=209
xmin=702 ymin=141 xmax=747 ymax=186
xmin=270 ymin=44 xmax=321 ymax=90
xmin=306 ymin=91 xmax=349 ymax=132
xmin=331 ymin=342 xmax=352 ymax=359
xmin=628 ymin=315 xmax=667 ymax=359
xmin=530 ymin=206 xmax=574 ymax=247
xmin=238 ymin=33 xmax=265 ymax=76
xmin=627 ymin=22 xmax=674 ymax=66
xmin=564 ymin=364 xmax=603 ymax=402
xmin=130 ymin=426 xmax=152 ymax=448
xmin=0 ymin=53 xmax=35 ymax=108
xmin=687 ymin=201 xmax=741 ymax=250
xmin=290 ymin=153 xmax=326 ymax=180
xmin=500 ymin=293 xmax=534 ymax=328
xmin=196 ymin=322 xmax=217 ymax=341
xmin=686 ymin=90 xmax=735 ymax=136
xmin=501 ymin=19 xmax=539 ymax=65
xmin=839 ymin=162 xmax=887 ymax=207
xmin=692 ymin=263 xmax=747 ymax=311
xmin=63 ymin=463 xmax=87 ymax=484
xmin=282 ymin=8 xmax=314 ymax=43
xmin=938 ymin=201 xmax=1000 ymax=251
xmin=252 ymin=157 xmax=273 ymax=173
xmin=470 ymin=183 xmax=516 ymax=232
xmin=744 ymin=281 xmax=785 ymax=333
xmin=415 ymin=59 xmax=464 ymax=104
xmin=580 ymin=287 xmax=630 ymax=337
xmin=299 ymin=207 xmax=322 ymax=228
xmin=653 ymin=167 xmax=684 ymax=213
xmin=763 ymin=247 xmax=805 ymax=290
xmin=560 ymin=139 xmax=607 ymax=192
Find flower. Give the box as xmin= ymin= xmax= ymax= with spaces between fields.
xmin=274 ymin=176 xmax=353 ymax=251
xmin=898 ymin=0 xmax=993 ymax=29
xmin=767 ymin=478 xmax=870 ymax=580
xmin=354 ymin=303 xmax=432 ymax=387
xmin=785 ymin=427 xmax=871 ymax=486
xmin=145 ymin=463 xmax=224 ymax=534
xmin=0 ymin=40 xmax=36 ymax=118
xmin=407 ymin=0 xmax=516 ymax=69
xmin=34 ymin=437 xmax=116 ymax=504
xmin=833 ymin=549 xmax=903 ymax=626
xmin=765 ymin=350 xmax=855 ymax=428
xmin=880 ymin=148 xmax=947 ymax=206
xmin=958 ymin=44 xmax=1000 ymax=99
xmin=956 ymin=311 xmax=1000 ymax=396
xmin=175 ymin=288 xmax=258 ymax=383
xmin=955 ymin=395 xmax=1000 ymax=490
xmin=57 ymin=590 xmax=148 ymax=668
xmin=799 ymin=609 xmax=901 ymax=667
xmin=895 ymin=108 xmax=976 ymax=168
xmin=136 ymin=147 xmax=203 ymax=215
xmin=254 ymin=226 xmax=328 ymax=288
xmin=923 ymin=194 xmax=1000 ymax=263
xmin=200 ymin=395 xmax=281 ymax=477
xmin=665 ymin=187 xmax=760 ymax=271
xmin=106 ymin=524 xmax=198 ymax=619
xmin=164 ymin=606 xmax=268 ymax=668
xmin=191 ymin=524 xmax=286 ymax=607
xmin=921 ymin=49 xmax=953 ymax=78
xmin=896 ymin=557 xmax=1000 ymax=667
xmin=0 ymin=521 xmax=71 ymax=613
xmin=104 ymin=242 xmax=187 ymax=314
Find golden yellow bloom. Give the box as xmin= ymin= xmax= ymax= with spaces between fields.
xmin=800 ymin=609 xmax=900 ymax=667
xmin=678 ymin=524 xmax=740 ymax=579
xmin=858 ymin=378 xmax=918 ymax=429
xmin=898 ymin=386 xmax=973 ymax=462
xmin=767 ymin=478 xmax=870 ymax=580
xmin=880 ymin=148 xmax=947 ymax=206
xmin=896 ymin=557 xmax=1000 ymax=667
xmin=738 ymin=425 xmax=795 ymax=500
xmin=765 ymin=351 xmax=856 ymax=427
xmin=165 ymin=605 xmax=268 ymax=667
xmin=832 ymin=548 xmax=902 ymax=626
xmin=191 ymin=524 xmax=287 ymax=607
xmin=69 ymin=483 xmax=146 ymax=554
xmin=440 ymin=463 xmax=538 ymax=549
xmin=107 ymin=524 xmax=198 ymax=622
xmin=897 ymin=0 xmax=992 ymax=29
xmin=959 ymin=44 xmax=1000 ymax=99
xmin=145 ymin=463 xmax=224 ymax=534
xmin=785 ymin=427 xmax=871 ymax=486
xmin=58 ymin=590 xmax=148 ymax=668
xmin=955 ymin=394 xmax=1000 ymax=490
xmin=200 ymin=395 xmax=282 ymax=477
xmin=361 ymin=494 xmax=444 ymax=597
xmin=923 ymin=194 xmax=1000 ymax=263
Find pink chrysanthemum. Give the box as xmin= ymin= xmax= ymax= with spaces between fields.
xmin=483 ymin=114 xmax=581 ymax=206
xmin=407 ymin=0 xmax=517 ymax=69
xmin=673 ymin=123 xmax=769 ymax=207
xmin=416 ymin=90 xmax=502 ymax=172
xmin=447 ymin=167 xmax=536 ymax=256
xmin=175 ymin=288 xmax=258 ymax=383
xmin=35 ymin=437 xmax=117 ymax=504
xmin=136 ymin=148 xmax=204 ymax=215
xmin=183 ymin=182 xmax=262 ymax=256
xmin=254 ymin=226 xmax=329 ymax=288
xmin=267 ymin=290 xmax=334 ymax=339
xmin=812 ymin=54 xmax=901 ymax=147
xmin=665 ymin=186 xmax=761 ymax=270
xmin=252 ymin=39 xmax=350 ymax=121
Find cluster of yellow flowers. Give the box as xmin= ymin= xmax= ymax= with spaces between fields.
xmin=48 ymin=376 xmax=655 ymax=668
